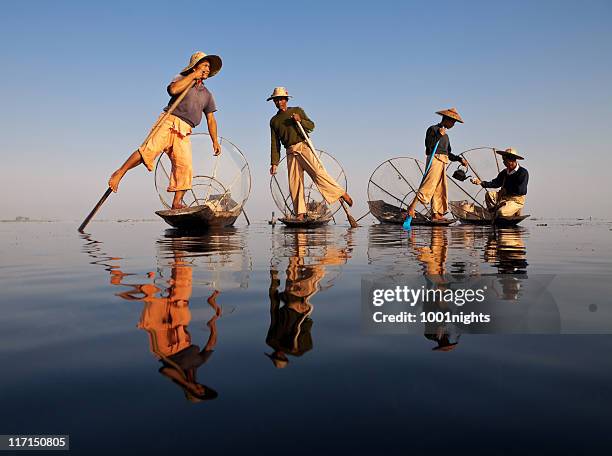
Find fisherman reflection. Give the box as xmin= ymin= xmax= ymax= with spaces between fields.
xmin=484 ymin=227 xmax=528 ymax=300
xmin=113 ymin=253 xmax=221 ymax=403
xmin=409 ymin=227 xmax=460 ymax=351
xmin=266 ymin=231 xmax=351 ymax=368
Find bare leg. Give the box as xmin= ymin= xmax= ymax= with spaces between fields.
xmin=109 ymin=151 xmax=143 ymax=192
xmin=172 ymin=190 xmax=187 ymax=209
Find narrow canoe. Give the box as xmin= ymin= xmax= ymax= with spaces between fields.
xmin=155 ymin=205 xmax=240 ymax=230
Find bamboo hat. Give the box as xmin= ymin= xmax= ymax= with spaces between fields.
xmin=267 ymin=87 xmax=293 ymax=101
xmin=495 ymin=147 xmax=524 ymax=160
xmin=180 ymin=51 xmax=222 ymax=77
xmin=436 ymin=107 xmax=464 ymax=123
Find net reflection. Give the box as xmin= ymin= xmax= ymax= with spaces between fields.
xmin=81 ymin=228 xmax=253 ymax=402
xmin=266 ymin=228 xmax=353 ymax=368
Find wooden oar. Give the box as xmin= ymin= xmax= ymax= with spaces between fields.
xmin=294 ymin=120 xmax=359 ymax=228
xmin=78 ymin=80 xmax=196 ymax=233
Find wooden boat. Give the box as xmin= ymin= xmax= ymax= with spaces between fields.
xmin=155 ymin=203 xmax=242 ymax=230
xmin=449 ymin=200 xmax=529 ymax=226
xmin=454 ymin=213 xmax=530 ymax=226
xmin=368 ymin=200 xmax=455 ymax=226
xmin=279 ymin=215 xmax=333 ymax=228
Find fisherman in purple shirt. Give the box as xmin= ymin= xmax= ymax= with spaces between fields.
xmin=108 ymin=51 xmax=222 ymax=209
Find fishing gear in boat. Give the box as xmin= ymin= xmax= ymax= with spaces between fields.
xmin=269 ymin=136 xmax=351 ymax=228
xmin=154 ymin=133 xmax=251 ymax=230
xmin=366 ymin=153 xmax=455 ymax=228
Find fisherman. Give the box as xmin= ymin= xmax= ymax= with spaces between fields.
xmin=407 ymin=108 xmax=469 ymax=221
xmin=470 ymin=148 xmax=528 ymax=217
xmin=108 ymin=51 xmax=222 ymax=209
xmin=268 ymin=87 xmax=353 ymax=221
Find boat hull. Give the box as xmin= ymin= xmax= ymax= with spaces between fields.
xmin=279 ymin=217 xmax=332 ymax=228
xmin=155 ymin=205 xmax=240 ymax=230
xmin=368 ymin=200 xmax=455 ymax=226
xmin=456 ymin=214 xmax=530 ymax=226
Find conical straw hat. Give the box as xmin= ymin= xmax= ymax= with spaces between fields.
xmin=495 ymin=147 xmax=524 ymax=160
xmin=435 ymin=107 xmax=464 ymax=123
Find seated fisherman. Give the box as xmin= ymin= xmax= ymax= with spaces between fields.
xmin=471 ymin=148 xmax=528 ymax=217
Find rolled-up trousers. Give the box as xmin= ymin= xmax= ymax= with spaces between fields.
xmin=286 ymin=141 xmax=345 ymax=215
xmin=485 ymin=190 xmax=525 ymax=217
xmin=415 ymin=154 xmax=449 ymax=215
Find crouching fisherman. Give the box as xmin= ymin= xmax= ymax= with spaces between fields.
xmin=471 ymin=148 xmax=529 ymax=217
xmin=108 ymin=51 xmax=222 ymax=209
xmin=268 ymin=87 xmax=353 ymax=221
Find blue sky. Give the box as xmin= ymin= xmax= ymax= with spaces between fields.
xmin=1 ymin=0 xmax=611 ymax=220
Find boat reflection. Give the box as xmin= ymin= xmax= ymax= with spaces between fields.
xmin=81 ymin=228 xmax=253 ymax=401
xmin=484 ymin=227 xmax=528 ymax=300
xmin=266 ymin=228 xmax=353 ymax=368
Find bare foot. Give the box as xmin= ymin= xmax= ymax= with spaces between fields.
xmin=295 ymin=213 xmax=306 ymax=221
xmin=341 ymin=192 xmax=353 ymax=207
xmin=171 ymin=203 xmax=187 ymax=210
xmin=108 ymin=170 xmax=124 ymax=192
xmin=432 ymin=213 xmax=447 ymax=221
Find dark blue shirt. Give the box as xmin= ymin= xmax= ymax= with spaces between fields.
xmin=481 ymin=166 xmax=529 ymax=196
xmin=425 ymin=123 xmax=462 ymax=162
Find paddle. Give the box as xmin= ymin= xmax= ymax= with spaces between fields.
xmin=293 ymin=120 xmax=359 ymax=228
xmin=403 ymin=140 xmax=439 ymax=230
xmin=78 ymin=80 xmax=196 ymax=233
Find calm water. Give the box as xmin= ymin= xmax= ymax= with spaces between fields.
xmin=1 ymin=219 xmax=612 ymax=454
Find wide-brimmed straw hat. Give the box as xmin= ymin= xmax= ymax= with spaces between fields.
xmin=180 ymin=51 xmax=222 ymax=77
xmin=267 ymin=87 xmax=293 ymax=101
xmin=495 ymin=147 xmax=524 ymax=160
xmin=436 ymin=107 xmax=464 ymax=123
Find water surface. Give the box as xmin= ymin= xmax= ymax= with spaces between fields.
xmin=1 ymin=220 xmax=611 ymax=454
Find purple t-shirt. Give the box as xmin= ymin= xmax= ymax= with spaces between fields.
xmin=164 ymin=74 xmax=217 ymax=128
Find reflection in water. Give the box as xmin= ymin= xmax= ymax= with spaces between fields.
xmin=266 ymin=228 xmax=353 ymax=368
xmin=484 ymin=228 xmax=528 ymax=300
xmin=81 ymin=228 xmax=253 ymax=402
xmin=408 ymin=228 xmax=460 ymax=351
xmin=366 ymin=224 xmax=530 ymax=350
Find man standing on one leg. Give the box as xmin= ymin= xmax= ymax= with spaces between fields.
xmin=471 ymin=148 xmax=529 ymax=217
xmin=407 ymin=108 xmax=468 ymax=221
xmin=108 ymin=51 xmax=222 ymax=210
xmin=268 ymin=87 xmax=353 ymax=221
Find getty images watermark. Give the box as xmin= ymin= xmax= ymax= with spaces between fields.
xmin=362 ymin=274 xmax=612 ymax=334
xmin=372 ymin=284 xmax=490 ymax=325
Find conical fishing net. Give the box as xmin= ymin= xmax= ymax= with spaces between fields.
xmin=155 ymin=133 xmax=251 ymax=213
xmin=270 ymin=149 xmax=347 ymax=221
xmin=447 ymin=147 xmax=501 ymax=220
xmin=367 ymin=156 xmax=435 ymax=223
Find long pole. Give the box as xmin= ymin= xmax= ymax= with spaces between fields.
xmin=294 ymin=120 xmax=359 ymax=228
xmin=78 ymin=81 xmax=196 ymax=233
